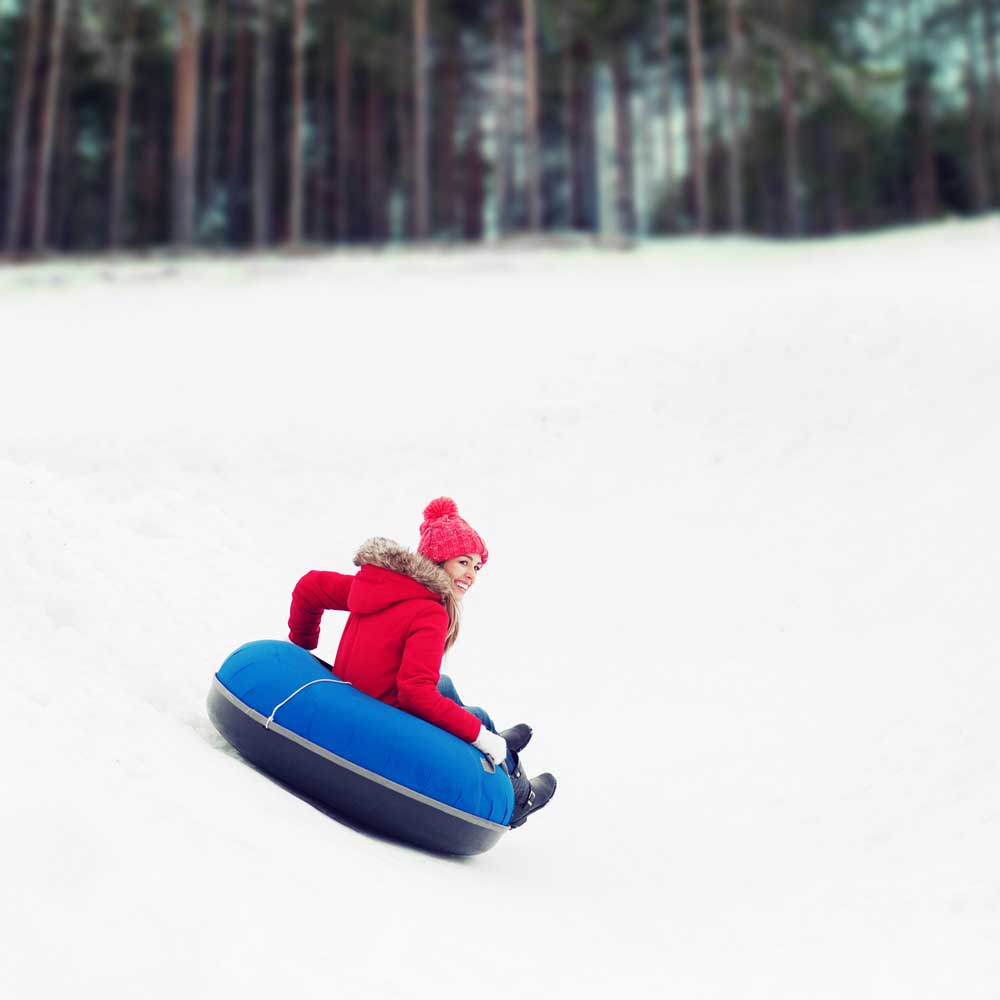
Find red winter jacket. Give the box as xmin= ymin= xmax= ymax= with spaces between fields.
xmin=287 ymin=537 xmax=481 ymax=743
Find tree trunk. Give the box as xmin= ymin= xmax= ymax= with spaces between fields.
xmin=560 ymin=3 xmax=575 ymax=227
xmin=523 ymin=0 xmax=541 ymax=231
xmin=966 ymin=63 xmax=991 ymax=211
xmin=638 ymin=62 xmax=656 ymax=235
xmin=780 ymin=0 xmax=803 ymax=235
xmin=227 ymin=0 xmax=252 ymax=241
xmin=904 ymin=0 xmax=938 ymax=221
xmin=462 ymin=118 xmax=486 ymax=240
xmin=335 ymin=4 xmax=351 ymax=242
xmin=965 ymin=0 xmax=992 ymax=209
xmin=366 ymin=79 xmax=387 ymax=242
xmin=436 ymin=27 xmax=460 ymax=235
xmin=709 ymin=47 xmax=726 ymax=225
xmin=311 ymin=17 xmax=332 ymax=242
xmin=748 ymin=71 xmax=777 ymax=234
xmin=725 ymin=0 xmax=745 ymax=231
xmin=657 ymin=0 xmax=677 ymax=230
xmin=202 ymin=0 xmax=227 ymax=230
xmin=915 ymin=75 xmax=939 ymax=219
xmin=110 ymin=1 xmax=139 ymax=250
xmin=140 ymin=97 xmax=163 ymax=246
xmin=253 ymin=0 xmax=272 ymax=247
xmin=32 ymin=0 xmax=70 ymax=255
xmin=173 ymin=0 xmax=201 ymax=247
xmin=493 ymin=0 xmax=512 ymax=235
xmin=570 ymin=36 xmax=594 ymax=230
xmin=53 ymin=31 xmax=77 ymax=251
xmin=610 ymin=47 xmax=636 ymax=238
xmin=413 ymin=0 xmax=430 ymax=239
xmin=289 ymin=0 xmax=307 ymax=244
xmin=686 ymin=0 xmax=709 ymax=232
xmin=826 ymin=112 xmax=848 ymax=233
xmin=394 ymin=29 xmax=414 ymax=239
xmin=4 ymin=0 xmax=44 ymax=255
xmin=853 ymin=117 xmax=876 ymax=230
xmin=980 ymin=0 xmax=1000 ymax=197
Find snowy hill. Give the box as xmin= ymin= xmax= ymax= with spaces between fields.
xmin=3 ymin=220 xmax=1000 ymax=999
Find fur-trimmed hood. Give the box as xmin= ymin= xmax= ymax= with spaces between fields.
xmin=351 ymin=537 xmax=453 ymax=606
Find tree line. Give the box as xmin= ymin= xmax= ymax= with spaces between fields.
xmin=2 ymin=0 xmax=999 ymax=257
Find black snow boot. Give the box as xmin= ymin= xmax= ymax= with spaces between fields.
xmin=509 ymin=773 xmax=557 ymax=829
xmin=505 ymin=755 xmax=531 ymax=810
xmin=500 ymin=723 xmax=532 ymax=755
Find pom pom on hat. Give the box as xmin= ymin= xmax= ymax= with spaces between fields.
xmin=417 ymin=497 xmax=489 ymax=566
xmin=422 ymin=497 xmax=459 ymax=522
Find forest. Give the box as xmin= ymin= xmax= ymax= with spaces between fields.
xmin=1 ymin=0 xmax=999 ymax=256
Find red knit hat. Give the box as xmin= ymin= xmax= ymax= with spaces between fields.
xmin=417 ymin=497 xmax=489 ymax=566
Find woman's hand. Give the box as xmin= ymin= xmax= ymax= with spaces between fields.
xmin=472 ymin=726 xmax=508 ymax=768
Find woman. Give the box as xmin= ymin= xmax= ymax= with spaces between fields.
xmin=287 ymin=497 xmax=556 ymax=828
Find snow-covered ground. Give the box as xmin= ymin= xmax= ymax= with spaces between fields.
xmin=3 ymin=219 xmax=1000 ymax=999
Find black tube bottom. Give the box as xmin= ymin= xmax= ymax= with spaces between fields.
xmin=207 ymin=681 xmax=506 ymax=857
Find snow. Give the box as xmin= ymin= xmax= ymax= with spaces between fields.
xmin=3 ymin=218 xmax=1000 ymax=998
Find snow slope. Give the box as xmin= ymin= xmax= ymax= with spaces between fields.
xmin=3 ymin=220 xmax=1000 ymax=999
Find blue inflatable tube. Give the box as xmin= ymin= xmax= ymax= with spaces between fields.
xmin=207 ymin=640 xmax=513 ymax=855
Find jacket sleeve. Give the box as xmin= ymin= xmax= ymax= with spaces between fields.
xmin=287 ymin=570 xmax=354 ymax=650
xmin=395 ymin=604 xmax=483 ymax=743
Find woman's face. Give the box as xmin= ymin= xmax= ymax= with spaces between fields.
xmin=441 ymin=553 xmax=482 ymax=601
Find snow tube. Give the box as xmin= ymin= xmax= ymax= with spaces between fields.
xmin=207 ymin=639 xmax=513 ymax=855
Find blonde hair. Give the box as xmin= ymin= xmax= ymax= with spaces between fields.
xmin=443 ymin=589 xmax=461 ymax=651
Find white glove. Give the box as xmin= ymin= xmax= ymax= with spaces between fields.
xmin=472 ymin=726 xmax=508 ymax=767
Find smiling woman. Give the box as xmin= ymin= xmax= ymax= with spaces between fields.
xmin=278 ymin=497 xmax=557 ymax=836
xmin=441 ymin=554 xmax=481 ymax=595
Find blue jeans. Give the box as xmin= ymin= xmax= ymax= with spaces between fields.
xmin=438 ymin=673 xmax=516 ymax=772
